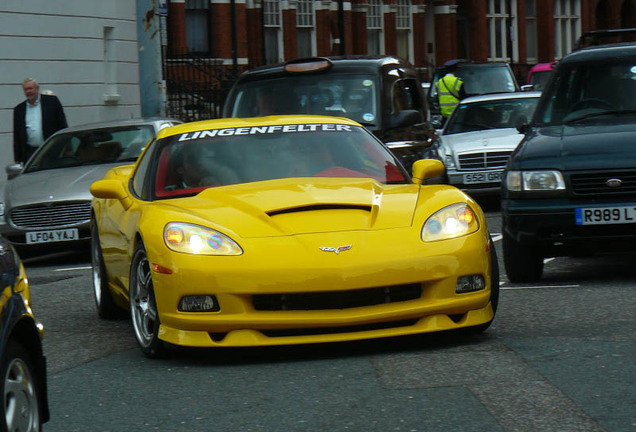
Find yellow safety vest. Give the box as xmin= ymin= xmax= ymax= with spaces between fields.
xmin=436 ymin=75 xmax=463 ymax=117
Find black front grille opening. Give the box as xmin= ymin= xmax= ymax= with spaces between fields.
xmin=252 ymin=283 xmax=422 ymax=311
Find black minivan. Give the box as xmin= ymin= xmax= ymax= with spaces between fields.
xmin=222 ymin=56 xmax=435 ymax=171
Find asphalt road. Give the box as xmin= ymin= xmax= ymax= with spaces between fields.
xmin=24 ymin=205 xmax=636 ymax=432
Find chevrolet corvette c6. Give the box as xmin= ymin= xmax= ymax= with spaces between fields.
xmin=89 ymin=115 xmax=499 ymax=358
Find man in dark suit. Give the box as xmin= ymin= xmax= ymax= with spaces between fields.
xmin=13 ymin=78 xmax=68 ymax=164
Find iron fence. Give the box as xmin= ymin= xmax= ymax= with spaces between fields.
xmin=163 ymin=52 xmax=244 ymax=122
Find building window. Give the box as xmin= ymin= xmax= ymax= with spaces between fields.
xmin=367 ymin=0 xmax=384 ymax=55
xmin=264 ymin=0 xmax=282 ymax=63
xmin=487 ymin=0 xmax=517 ymax=61
xmin=554 ymin=0 xmax=581 ymax=59
xmin=103 ymin=26 xmax=119 ymax=103
xmin=185 ymin=0 xmax=209 ymax=53
xmin=396 ymin=0 xmax=412 ymax=62
xmin=525 ymin=0 xmax=537 ymax=62
xmin=297 ymin=0 xmax=315 ymax=58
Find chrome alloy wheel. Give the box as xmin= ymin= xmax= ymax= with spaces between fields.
xmin=130 ymin=248 xmax=158 ymax=349
xmin=3 ymin=355 xmax=40 ymax=432
xmin=91 ymin=235 xmax=103 ymax=307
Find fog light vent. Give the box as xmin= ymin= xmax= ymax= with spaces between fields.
xmin=456 ymin=275 xmax=486 ymax=294
xmin=178 ymin=295 xmax=220 ymax=312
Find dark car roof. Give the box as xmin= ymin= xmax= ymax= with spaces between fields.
xmin=558 ymin=42 xmax=636 ymax=64
xmin=235 ymin=55 xmax=420 ymax=82
xmin=434 ymin=61 xmax=514 ymax=73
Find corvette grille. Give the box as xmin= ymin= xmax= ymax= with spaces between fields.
xmin=458 ymin=151 xmax=511 ymax=170
xmin=570 ymin=170 xmax=636 ymax=196
xmin=252 ymin=283 xmax=422 ymax=311
xmin=9 ymin=201 xmax=92 ymax=229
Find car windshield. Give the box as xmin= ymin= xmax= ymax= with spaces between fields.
xmin=227 ymin=75 xmax=380 ymax=127
xmin=444 ymin=97 xmax=539 ymax=135
xmin=430 ymin=65 xmax=518 ymax=99
xmin=153 ymin=123 xmax=408 ymax=198
xmin=536 ymin=58 xmax=636 ymax=125
xmin=24 ymin=125 xmax=155 ymax=173
xmin=529 ymin=70 xmax=553 ymax=91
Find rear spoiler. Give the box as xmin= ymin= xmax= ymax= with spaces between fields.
xmin=574 ymin=28 xmax=636 ymax=50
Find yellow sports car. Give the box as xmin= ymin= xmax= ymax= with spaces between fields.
xmin=90 ymin=115 xmax=499 ymax=358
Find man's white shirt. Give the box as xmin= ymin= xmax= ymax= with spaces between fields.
xmin=25 ymin=97 xmax=44 ymax=147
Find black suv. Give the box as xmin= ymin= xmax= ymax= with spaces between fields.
xmin=427 ymin=61 xmax=521 ymax=127
xmin=501 ymin=30 xmax=636 ymax=282
xmin=222 ymin=56 xmax=434 ymax=170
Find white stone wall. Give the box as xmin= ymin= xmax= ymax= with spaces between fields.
xmin=0 ymin=1 xmax=143 ymax=184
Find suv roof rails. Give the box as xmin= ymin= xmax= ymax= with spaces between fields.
xmin=574 ymin=28 xmax=636 ymax=50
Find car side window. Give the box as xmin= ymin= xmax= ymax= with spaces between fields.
xmin=132 ymin=139 xmax=155 ymax=198
xmin=392 ymin=79 xmax=421 ymax=113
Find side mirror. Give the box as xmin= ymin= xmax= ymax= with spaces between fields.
xmin=5 ymin=163 xmax=24 ymax=180
xmin=387 ymin=110 xmax=423 ymax=129
xmin=431 ymin=115 xmax=443 ymax=130
xmin=0 ymin=243 xmax=19 ymax=288
xmin=516 ymin=122 xmax=531 ymax=134
xmin=90 ymin=179 xmax=132 ymax=210
xmin=520 ymin=84 xmax=535 ymax=91
xmin=411 ymin=159 xmax=445 ymax=185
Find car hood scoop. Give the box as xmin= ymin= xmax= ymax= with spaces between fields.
xmin=174 ymin=178 xmax=420 ymax=237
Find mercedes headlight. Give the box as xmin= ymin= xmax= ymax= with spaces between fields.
xmin=164 ymin=223 xmax=243 ymax=255
xmin=422 ymin=203 xmax=479 ymax=242
xmin=506 ymin=170 xmax=565 ymax=191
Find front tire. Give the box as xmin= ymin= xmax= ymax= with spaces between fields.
xmin=1 ymin=341 xmax=41 ymax=432
xmin=129 ymin=242 xmax=165 ymax=358
xmin=503 ymin=232 xmax=544 ymax=283
xmin=91 ymin=222 xmax=120 ymax=319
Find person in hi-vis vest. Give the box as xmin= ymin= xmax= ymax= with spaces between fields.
xmin=436 ymin=60 xmax=466 ymax=125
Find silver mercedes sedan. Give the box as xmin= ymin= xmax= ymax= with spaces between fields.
xmin=427 ymin=92 xmax=541 ymax=196
xmin=0 ymin=118 xmax=181 ymax=254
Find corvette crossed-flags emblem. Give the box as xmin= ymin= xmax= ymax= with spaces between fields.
xmin=319 ymin=245 xmax=352 ymax=254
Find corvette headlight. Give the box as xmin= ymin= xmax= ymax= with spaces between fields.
xmin=506 ymin=170 xmax=565 ymax=192
xmin=164 ymin=223 xmax=243 ymax=255
xmin=422 ymin=203 xmax=479 ymax=242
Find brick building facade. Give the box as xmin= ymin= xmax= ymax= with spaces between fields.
xmin=162 ymin=0 xmax=636 ymax=119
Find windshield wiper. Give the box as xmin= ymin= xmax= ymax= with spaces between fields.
xmin=564 ymin=109 xmax=636 ymax=124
